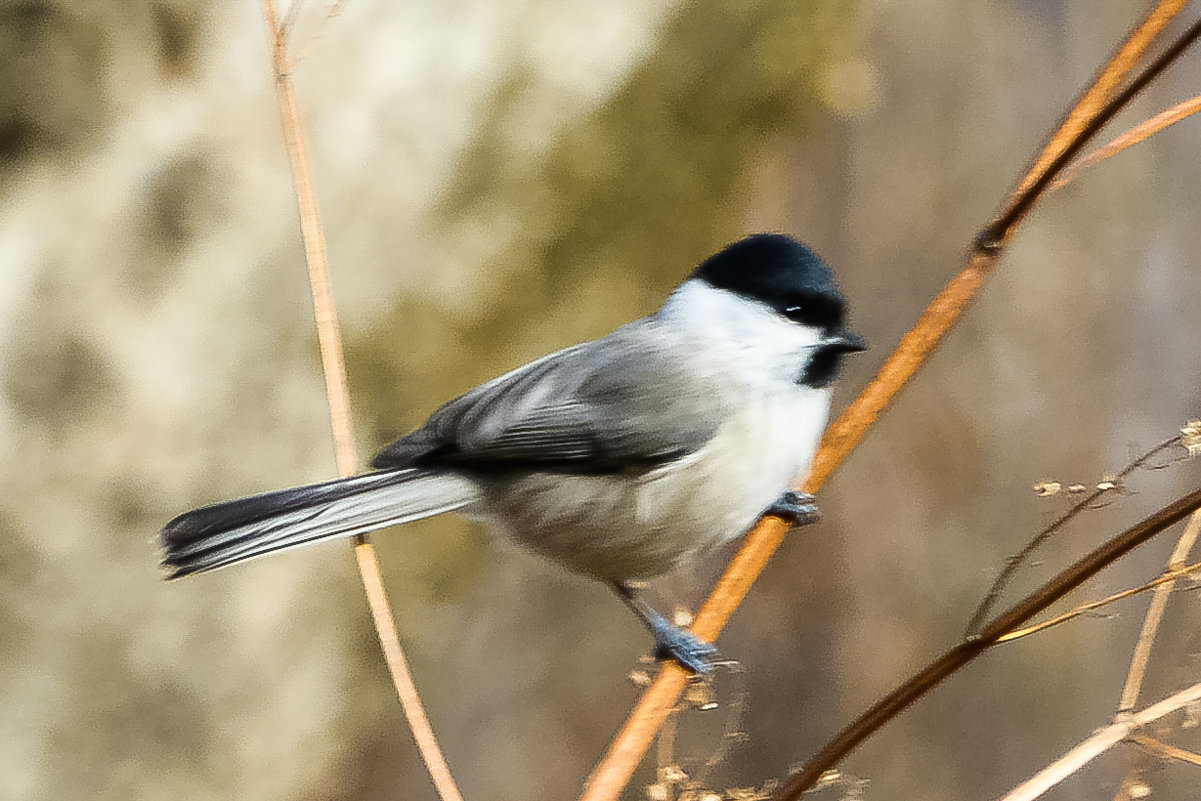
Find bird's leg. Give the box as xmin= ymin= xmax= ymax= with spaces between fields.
xmin=766 ymin=490 xmax=820 ymax=527
xmin=613 ymin=582 xmax=717 ymax=674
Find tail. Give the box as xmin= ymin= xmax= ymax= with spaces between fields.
xmin=161 ymin=469 xmax=480 ymax=578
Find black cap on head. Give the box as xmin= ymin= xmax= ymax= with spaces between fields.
xmin=690 ymin=233 xmax=847 ymax=331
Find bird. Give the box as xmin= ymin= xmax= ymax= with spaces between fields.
xmin=160 ymin=233 xmax=865 ymax=672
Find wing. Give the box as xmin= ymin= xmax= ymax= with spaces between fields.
xmin=370 ymin=322 xmax=731 ymax=474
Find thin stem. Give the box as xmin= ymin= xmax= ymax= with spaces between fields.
xmin=1007 ymin=0 xmax=1189 ymax=202
xmin=1108 ymin=510 xmax=1201 ymax=801
xmin=1118 ymin=510 xmax=1201 ymax=712
xmin=1052 ymin=93 xmax=1201 ymax=193
xmin=997 ymin=557 xmax=1201 ymax=643
xmin=257 ymin=3 xmax=463 ymax=800
xmin=776 ymin=484 xmax=1201 ymax=800
xmin=996 ymin=682 xmax=1201 ymax=801
xmin=967 ymin=436 xmax=1182 ymax=635
xmin=1132 ymin=735 xmax=1201 ymax=767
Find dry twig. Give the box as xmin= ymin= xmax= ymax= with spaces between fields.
xmin=997 ymin=556 xmax=1201 ymax=643
xmin=257 ymin=2 xmax=463 ymax=799
xmin=996 ymin=681 xmax=1201 ymax=801
xmin=1052 ymin=93 xmax=1201 ymax=192
xmin=968 ymin=437 xmax=1184 ymax=635
xmin=1108 ymin=509 xmax=1201 ymax=800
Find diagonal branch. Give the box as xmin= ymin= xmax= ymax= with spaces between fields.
xmin=777 ymin=483 xmax=1201 ymax=801
xmin=996 ymin=555 xmax=1201 ymax=644
xmin=967 ymin=436 xmax=1182 ymax=635
xmin=1051 ymin=93 xmax=1201 ymax=193
xmin=997 ymin=682 xmax=1201 ymax=801
xmin=580 ymin=6 xmax=1201 ymax=800
xmin=257 ymin=2 xmax=464 ymax=800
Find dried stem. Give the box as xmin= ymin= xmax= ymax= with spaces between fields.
xmin=1108 ymin=509 xmax=1201 ymax=801
xmin=1132 ymin=735 xmax=1201 ymax=767
xmin=580 ymin=6 xmax=1200 ymax=800
xmin=774 ymin=483 xmax=1201 ymax=801
xmin=1052 ymin=93 xmax=1201 ymax=193
xmin=257 ymin=2 xmax=463 ymax=799
xmin=997 ymin=556 xmax=1201 ymax=643
xmin=967 ymin=436 xmax=1182 ymax=635
xmin=1117 ymin=509 xmax=1201 ymax=712
xmin=1008 ymin=0 xmax=1189 ymax=201
xmin=996 ymin=682 xmax=1201 ymax=801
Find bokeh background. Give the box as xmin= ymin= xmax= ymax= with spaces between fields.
xmin=2 ymin=1 xmax=1201 ymax=799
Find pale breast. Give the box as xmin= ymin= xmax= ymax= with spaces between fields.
xmin=485 ymin=384 xmax=831 ymax=582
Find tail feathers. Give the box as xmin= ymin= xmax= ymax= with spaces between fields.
xmin=161 ymin=469 xmax=479 ymax=578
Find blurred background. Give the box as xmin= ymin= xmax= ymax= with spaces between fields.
xmin=2 ymin=1 xmax=1201 ymax=799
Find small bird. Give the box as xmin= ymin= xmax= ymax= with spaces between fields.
xmin=161 ymin=233 xmax=865 ymax=672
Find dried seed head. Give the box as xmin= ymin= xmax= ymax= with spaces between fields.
xmin=1033 ymin=480 xmax=1061 ymax=497
xmin=672 ymin=606 xmax=695 ymax=627
xmin=659 ymin=765 xmax=688 ymax=785
xmin=645 ymin=782 xmax=669 ymax=801
xmin=1067 ymin=484 xmax=1088 ymax=494
xmin=1183 ymin=420 xmax=1201 ymax=458
xmin=627 ymin=669 xmax=652 ymax=688
xmin=684 ymin=679 xmax=718 ymax=711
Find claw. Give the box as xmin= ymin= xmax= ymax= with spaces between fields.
xmin=766 ymin=490 xmax=820 ymax=527
xmin=613 ymin=583 xmax=718 ymax=674
xmin=651 ymin=624 xmax=718 ymax=674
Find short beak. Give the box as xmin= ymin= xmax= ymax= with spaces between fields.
xmin=824 ymin=328 xmax=867 ymax=353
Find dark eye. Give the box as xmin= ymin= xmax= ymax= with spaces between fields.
xmin=783 ymin=305 xmax=806 ymax=322
xmin=780 ymin=295 xmax=841 ymax=329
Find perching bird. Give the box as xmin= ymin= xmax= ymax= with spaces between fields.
xmin=161 ymin=233 xmax=865 ymax=672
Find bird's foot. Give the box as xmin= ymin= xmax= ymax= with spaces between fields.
xmin=650 ymin=620 xmax=718 ymax=675
xmin=767 ymin=490 xmax=820 ymax=527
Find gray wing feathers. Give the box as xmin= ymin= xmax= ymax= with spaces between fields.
xmin=371 ymin=323 xmax=732 ymax=472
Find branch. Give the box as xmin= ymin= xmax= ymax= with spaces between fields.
xmin=257 ymin=2 xmax=464 ymax=799
xmin=996 ymin=682 xmax=1201 ymax=801
xmin=1118 ymin=509 xmax=1201 ymax=713
xmin=996 ymin=556 xmax=1201 ymax=643
xmin=580 ymin=6 xmax=1201 ymax=800
xmin=967 ymin=436 xmax=1182 ymax=635
xmin=1051 ymin=93 xmax=1201 ymax=193
xmin=776 ymin=483 xmax=1201 ymax=800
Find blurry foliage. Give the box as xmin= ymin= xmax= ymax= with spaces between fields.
xmin=0 ymin=0 xmax=209 ymax=170
xmin=347 ymin=0 xmax=852 ymax=443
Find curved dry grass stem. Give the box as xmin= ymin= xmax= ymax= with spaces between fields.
xmin=996 ymin=555 xmax=1201 ymax=643
xmin=1118 ymin=509 xmax=1201 ymax=712
xmin=1108 ymin=509 xmax=1201 ymax=801
xmin=1009 ymin=0 xmax=1188 ymax=200
xmin=1051 ymin=93 xmax=1201 ymax=193
xmin=580 ymin=6 xmax=1198 ymax=800
xmin=968 ymin=436 xmax=1183 ymax=635
xmin=996 ymin=681 xmax=1201 ymax=801
xmin=773 ymin=483 xmax=1201 ymax=801
xmin=258 ymin=2 xmax=463 ymax=800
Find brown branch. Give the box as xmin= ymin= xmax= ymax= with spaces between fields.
xmin=1008 ymin=0 xmax=1189 ymax=201
xmin=776 ymin=485 xmax=1201 ymax=801
xmin=257 ymin=2 xmax=464 ymax=800
xmin=1108 ymin=509 xmax=1201 ymax=801
xmin=1132 ymin=735 xmax=1201 ymax=767
xmin=996 ymin=682 xmax=1201 ymax=801
xmin=580 ymin=6 xmax=1201 ymax=800
xmin=1052 ymin=93 xmax=1201 ymax=193
xmin=1118 ymin=510 xmax=1201 ymax=712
